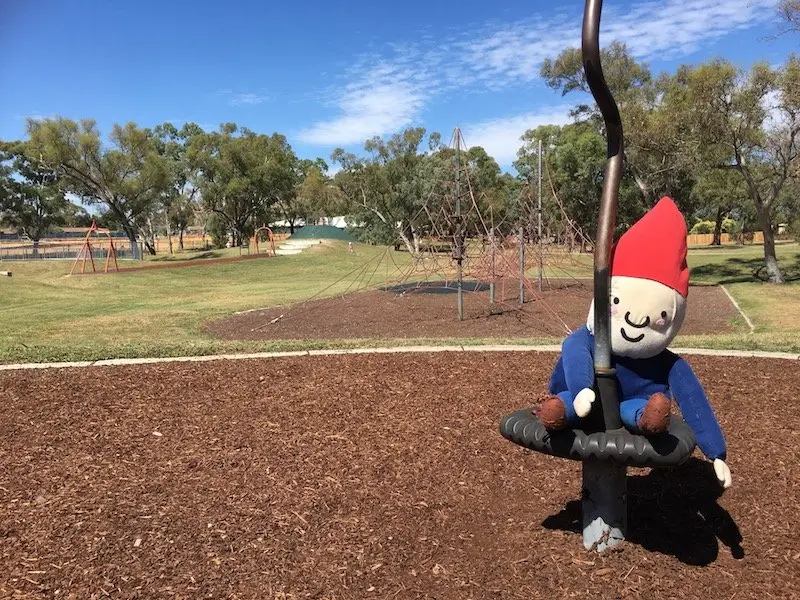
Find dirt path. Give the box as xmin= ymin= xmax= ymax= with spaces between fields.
xmin=1 ymin=352 xmax=796 ymax=599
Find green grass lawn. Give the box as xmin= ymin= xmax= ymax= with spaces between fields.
xmin=1 ymin=240 xmax=798 ymax=363
xmin=0 ymin=242 xmax=413 ymax=362
xmin=674 ymin=242 xmax=800 ymax=352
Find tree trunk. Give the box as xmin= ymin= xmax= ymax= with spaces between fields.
xmin=141 ymin=218 xmax=157 ymax=255
xmin=121 ymin=224 xmax=141 ymax=260
xmin=396 ymin=227 xmax=416 ymax=255
xmin=289 ymin=219 xmax=295 ymax=234
xmin=756 ymin=203 xmax=785 ymax=283
xmin=32 ymin=239 xmax=40 ymax=258
xmin=738 ymin=162 xmax=785 ymax=283
xmin=712 ymin=207 xmax=725 ymax=246
xmin=165 ymin=212 xmax=174 ymax=255
xmin=179 ymin=227 xmax=185 ymax=250
xmin=629 ymin=161 xmax=655 ymax=205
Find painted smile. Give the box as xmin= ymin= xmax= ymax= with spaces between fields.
xmin=620 ymin=328 xmax=645 ymax=343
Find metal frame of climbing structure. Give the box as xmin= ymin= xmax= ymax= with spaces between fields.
xmin=69 ymin=220 xmax=120 ymax=275
xmin=252 ymin=225 xmax=277 ymax=256
xmin=499 ymin=0 xmax=698 ymax=553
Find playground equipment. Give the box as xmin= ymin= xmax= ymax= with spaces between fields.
xmin=499 ymin=0 xmax=699 ymax=552
xmin=252 ymin=225 xmax=277 ymax=256
xmin=69 ymin=220 xmax=120 ymax=275
xmin=387 ymin=125 xmax=591 ymax=323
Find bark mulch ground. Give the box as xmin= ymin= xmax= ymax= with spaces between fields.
xmin=1 ymin=352 xmax=797 ymax=599
xmin=206 ymin=280 xmax=744 ymax=341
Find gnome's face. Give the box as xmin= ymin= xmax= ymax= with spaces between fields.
xmin=586 ymin=196 xmax=691 ymax=358
xmin=587 ymin=275 xmax=687 ymax=359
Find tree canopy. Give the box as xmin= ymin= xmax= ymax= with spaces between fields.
xmin=2 ymin=41 xmax=797 ymax=282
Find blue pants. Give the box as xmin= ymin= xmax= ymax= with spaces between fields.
xmin=556 ymin=391 xmax=648 ymax=432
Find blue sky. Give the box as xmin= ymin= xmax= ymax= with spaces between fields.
xmin=0 ymin=0 xmax=795 ymax=172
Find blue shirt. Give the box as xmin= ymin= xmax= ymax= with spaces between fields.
xmin=548 ymin=326 xmax=727 ymax=461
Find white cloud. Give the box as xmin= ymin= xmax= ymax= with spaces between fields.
xmin=228 ymin=92 xmax=268 ymax=106
xmin=297 ymin=65 xmax=426 ymax=145
xmin=15 ymin=113 xmax=55 ymax=122
xmin=214 ymin=89 xmax=269 ymax=107
xmin=460 ymin=0 xmax=779 ymax=86
xmin=300 ymin=0 xmax=778 ymax=146
xmin=762 ymin=88 xmax=789 ymax=130
xmin=461 ymin=106 xmax=574 ymax=167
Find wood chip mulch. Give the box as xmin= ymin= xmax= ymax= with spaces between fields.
xmin=1 ymin=351 xmax=797 ymax=599
xmin=205 ymin=282 xmax=744 ymax=341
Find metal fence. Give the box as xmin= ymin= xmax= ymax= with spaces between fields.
xmin=0 ymin=241 xmax=141 ymax=261
xmin=0 ymin=232 xmax=292 ymax=261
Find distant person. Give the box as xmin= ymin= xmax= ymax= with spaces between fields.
xmin=348 ymin=241 xmax=353 ymax=253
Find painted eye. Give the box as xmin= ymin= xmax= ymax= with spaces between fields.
xmin=661 ymin=311 xmax=668 ymax=319
xmin=613 ymin=297 xmax=620 ymax=305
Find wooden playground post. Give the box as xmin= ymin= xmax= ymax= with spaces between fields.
xmin=253 ymin=225 xmax=276 ymax=256
xmin=70 ymin=221 xmax=120 ymax=275
xmin=104 ymin=239 xmax=119 ymax=273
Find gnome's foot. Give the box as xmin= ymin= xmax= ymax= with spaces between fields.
xmin=539 ymin=396 xmax=568 ymax=430
xmin=638 ymin=392 xmax=671 ymax=434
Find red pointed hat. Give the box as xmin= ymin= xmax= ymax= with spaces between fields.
xmin=610 ymin=196 xmax=689 ymax=297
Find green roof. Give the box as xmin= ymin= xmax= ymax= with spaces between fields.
xmin=289 ymin=225 xmax=356 ymax=241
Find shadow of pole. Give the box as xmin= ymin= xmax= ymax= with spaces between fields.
xmin=541 ymin=457 xmax=744 ymax=565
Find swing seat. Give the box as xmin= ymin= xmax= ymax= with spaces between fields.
xmin=499 ymin=408 xmax=696 ymax=467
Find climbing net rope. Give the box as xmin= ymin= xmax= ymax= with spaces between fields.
xmin=253 ymin=130 xmax=594 ymax=334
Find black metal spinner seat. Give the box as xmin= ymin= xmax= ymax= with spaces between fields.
xmin=499 ymin=409 xmax=697 ymax=467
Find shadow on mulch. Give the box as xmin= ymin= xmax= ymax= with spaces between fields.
xmin=382 ymin=279 xmax=493 ymax=294
xmin=542 ymin=457 xmax=744 ymax=566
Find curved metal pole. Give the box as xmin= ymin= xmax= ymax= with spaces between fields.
xmin=582 ymin=0 xmax=623 ymax=431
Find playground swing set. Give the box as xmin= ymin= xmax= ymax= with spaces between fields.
xmin=69 ymin=220 xmax=120 ymax=275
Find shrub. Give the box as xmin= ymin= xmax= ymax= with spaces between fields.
xmin=790 ymin=218 xmax=800 ymax=243
xmin=721 ymin=218 xmax=739 ymax=234
xmin=689 ymin=220 xmax=715 ymax=234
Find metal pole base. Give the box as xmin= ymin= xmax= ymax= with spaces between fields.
xmin=582 ymin=458 xmax=627 ymax=552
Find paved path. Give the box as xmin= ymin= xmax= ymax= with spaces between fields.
xmin=1 ymin=344 xmax=797 ymax=371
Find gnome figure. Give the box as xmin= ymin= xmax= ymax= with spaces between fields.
xmin=540 ymin=197 xmax=732 ymax=488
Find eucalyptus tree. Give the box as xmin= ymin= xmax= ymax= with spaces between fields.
xmin=515 ymin=122 xmax=645 ymax=240
xmin=0 ymin=144 xmax=71 ymax=255
xmin=191 ymin=124 xmax=298 ymax=246
xmin=331 ymin=127 xmax=436 ymax=253
xmin=279 ymin=158 xmax=335 ymax=233
xmin=689 ymin=169 xmax=750 ymax=245
xmin=23 ymin=118 xmax=168 ymax=257
xmin=540 ymin=42 xmax=696 ymax=207
xmin=777 ymin=0 xmax=800 ymax=34
xmin=153 ymin=122 xmax=205 ymax=253
xmin=671 ymin=57 xmax=800 ymax=283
